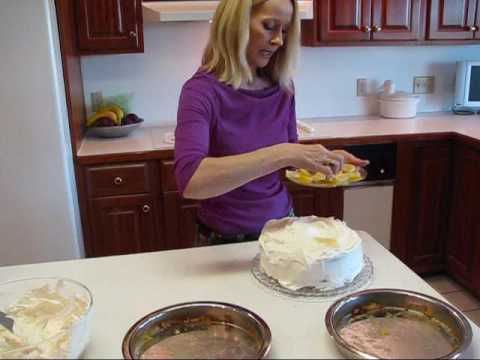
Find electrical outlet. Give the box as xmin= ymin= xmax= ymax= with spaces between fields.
xmin=413 ymin=76 xmax=435 ymax=94
xmin=90 ymin=91 xmax=103 ymax=112
xmin=356 ymin=78 xmax=368 ymax=97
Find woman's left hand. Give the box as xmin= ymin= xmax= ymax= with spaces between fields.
xmin=331 ymin=149 xmax=370 ymax=167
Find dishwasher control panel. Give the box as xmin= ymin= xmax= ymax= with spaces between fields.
xmin=341 ymin=143 xmax=396 ymax=182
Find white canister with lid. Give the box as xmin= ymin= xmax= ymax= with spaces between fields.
xmin=377 ymin=81 xmax=420 ymax=118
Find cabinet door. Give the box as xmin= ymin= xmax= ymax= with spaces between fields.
xmin=89 ymin=194 xmax=158 ymax=256
xmin=371 ymin=0 xmax=424 ymax=40
xmin=391 ymin=141 xmax=451 ymax=274
xmin=428 ymin=0 xmax=477 ymax=40
xmin=447 ymin=145 xmax=480 ymax=292
xmin=287 ymin=183 xmax=344 ymax=219
xmin=318 ymin=0 xmax=372 ymax=41
xmin=287 ymin=184 xmax=317 ymax=216
xmin=475 ymin=1 xmax=480 ymax=39
xmin=76 ymin=0 xmax=143 ymax=54
xmin=409 ymin=142 xmax=451 ymax=273
xmin=162 ymin=192 xmax=199 ymax=250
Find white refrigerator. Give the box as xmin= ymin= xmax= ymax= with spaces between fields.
xmin=0 ymin=0 xmax=84 ymax=266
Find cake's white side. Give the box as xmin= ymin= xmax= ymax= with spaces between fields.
xmin=259 ymin=216 xmax=364 ymax=290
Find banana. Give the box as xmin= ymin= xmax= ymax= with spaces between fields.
xmin=99 ymin=105 xmax=124 ymax=125
xmin=86 ymin=110 xmax=117 ymax=127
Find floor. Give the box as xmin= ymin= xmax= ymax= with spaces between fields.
xmin=424 ymin=274 xmax=480 ymax=327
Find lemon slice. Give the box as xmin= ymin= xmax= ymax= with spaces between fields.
xmin=298 ymin=168 xmax=312 ymax=177
xmin=311 ymin=172 xmax=327 ymax=182
xmin=348 ymin=171 xmax=364 ymax=182
xmin=335 ymin=173 xmax=350 ymax=184
xmin=342 ymin=163 xmax=357 ymax=173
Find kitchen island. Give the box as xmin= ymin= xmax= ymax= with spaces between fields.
xmin=0 ymin=232 xmax=479 ymax=358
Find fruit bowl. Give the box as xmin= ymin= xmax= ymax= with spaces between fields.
xmin=0 ymin=277 xmax=93 ymax=359
xmin=88 ymin=119 xmax=144 ymax=138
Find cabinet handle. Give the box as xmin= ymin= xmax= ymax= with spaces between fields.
xmin=142 ymin=205 xmax=151 ymax=213
xmin=372 ymin=25 xmax=382 ymax=32
xmin=363 ymin=26 xmax=372 ymax=33
xmin=129 ymin=31 xmax=137 ymax=38
xmin=113 ymin=177 xmax=123 ymax=185
xmin=470 ymin=26 xmax=478 ymax=32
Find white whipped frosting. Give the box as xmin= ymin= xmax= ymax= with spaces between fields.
xmin=259 ymin=216 xmax=364 ymax=290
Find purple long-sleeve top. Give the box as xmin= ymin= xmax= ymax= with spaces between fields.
xmin=174 ymin=70 xmax=298 ymax=235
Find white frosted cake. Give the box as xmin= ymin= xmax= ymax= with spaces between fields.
xmin=258 ymin=216 xmax=364 ymax=290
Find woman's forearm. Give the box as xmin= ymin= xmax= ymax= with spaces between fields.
xmin=183 ymin=143 xmax=291 ymax=199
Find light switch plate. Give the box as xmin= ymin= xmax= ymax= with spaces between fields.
xmin=413 ymin=76 xmax=435 ymax=94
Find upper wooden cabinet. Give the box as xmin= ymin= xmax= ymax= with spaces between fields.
xmin=476 ymin=1 xmax=480 ymax=39
xmin=302 ymin=0 xmax=425 ymax=45
xmin=75 ymin=0 xmax=144 ymax=54
xmin=427 ymin=0 xmax=479 ymax=40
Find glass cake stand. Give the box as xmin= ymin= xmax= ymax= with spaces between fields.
xmin=251 ymin=255 xmax=374 ymax=302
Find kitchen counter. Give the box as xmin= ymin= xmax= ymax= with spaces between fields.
xmin=78 ymin=112 xmax=480 ymax=159
xmin=1 ymin=232 xmax=478 ymax=358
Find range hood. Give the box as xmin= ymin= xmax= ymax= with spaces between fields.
xmin=142 ymin=1 xmax=313 ymax=22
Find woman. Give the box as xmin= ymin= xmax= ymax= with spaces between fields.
xmin=174 ymin=0 xmax=368 ymax=245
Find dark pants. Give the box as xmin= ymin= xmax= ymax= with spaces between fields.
xmin=196 ymin=209 xmax=295 ymax=246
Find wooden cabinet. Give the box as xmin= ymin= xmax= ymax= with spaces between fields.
xmin=391 ymin=140 xmax=452 ymax=274
xmin=81 ymin=161 xmax=162 ymax=257
xmin=447 ymin=143 xmax=480 ymax=296
xmin=90 ymin=194 xmax=157 ymax=256
xmin=302 ymin=0 xmax=424 ymax=45
xmin=159 ymin=160 xmax=199 ymax=250
xmin=428 ymin=0 xmax=480 ymax=40
xmin=75 ymin=0 xmax=144 ymax=54
xmin=287 ymin=182 xmax=344 ymax=219
xmin=162 ymin=193 xmax=199 ymax=250
xmin=476 ymin=2 xmax=480 ymax=39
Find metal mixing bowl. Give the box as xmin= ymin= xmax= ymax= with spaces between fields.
xmin=122 ymin=301 xmax=271 ymax=359
xmin=325 ymin=288 xmax=472 ymax=359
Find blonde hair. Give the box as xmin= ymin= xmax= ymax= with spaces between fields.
xmin=201 ymin=0 xmax=300 ymax=92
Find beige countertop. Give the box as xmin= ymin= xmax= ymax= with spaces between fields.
xmin=1 ymin=232 xmax=478 ymax=358
xmin=77 ymin=112 xmax=480 ymax=159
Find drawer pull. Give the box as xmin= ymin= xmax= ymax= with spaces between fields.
xmin=470 ymin=26 xmax=478 ymax=32
xmin=113 ymin=177 xmax=123 ymax=185
xmin=372 ymin=25 xmax=382 ymax=32
xmin=363 ymin=26 xmax=372 ymax=33
xmin=129 ymin=31 xmax=137 ymax=38
xmin=142 ymin=205 xmax=151 ymax=213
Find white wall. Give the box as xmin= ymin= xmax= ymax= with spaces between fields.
xmin=0 ymin=0 xmax=83 ymax=266
xmin=81 ymin=22 xmax=480 ymax=126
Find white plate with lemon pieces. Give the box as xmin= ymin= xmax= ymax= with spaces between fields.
xmin=285 ymin=164 xmax=367 ymax=188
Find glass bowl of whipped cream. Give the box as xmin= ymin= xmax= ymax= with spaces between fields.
xmin=0 ymin=277 xmax=93 ymax=359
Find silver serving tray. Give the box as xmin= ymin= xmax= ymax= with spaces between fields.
xmin=122 ymin=301 xmax=271 ymax=359
xmin=325 ymin=288 xmax=472 ymax=359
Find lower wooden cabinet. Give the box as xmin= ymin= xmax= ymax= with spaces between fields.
xmin=89 ymin=194 xmax=159 ymax=256
xmin=447 ymin=143 xmax=480 ymax=296
xmin=162 ymin=192 xmax=199 ymax=250
xmin=288 ymin=183 xmax=344 ymax=219
xmin=391 ymin=140 xmax=452 ymax=274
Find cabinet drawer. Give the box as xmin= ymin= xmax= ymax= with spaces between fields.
xmin=160 ymin=160 xmax=178 ymax=191
xmin=86 ymin=163 xmax=150 ymax=197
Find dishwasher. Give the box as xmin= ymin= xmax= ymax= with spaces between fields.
xmin=342 ymin=143 xmax=397 ymax=250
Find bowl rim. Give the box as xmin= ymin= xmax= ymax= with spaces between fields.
xmin=0 ymin=276 xmax=93 ymax=355
xmin=88 ymin=118 xmax=144 ymax=130
xmin=122 ymin=300 xmax=272 ymax=359
xmin=324 ymin=288 xmax=473 ymax=359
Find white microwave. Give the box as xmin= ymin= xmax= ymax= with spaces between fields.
xmin=454 ymin=61 xmax=480 ymax=109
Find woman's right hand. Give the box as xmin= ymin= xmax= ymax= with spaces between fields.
xmin=287 ymin=143 xmax=346 ymax=177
